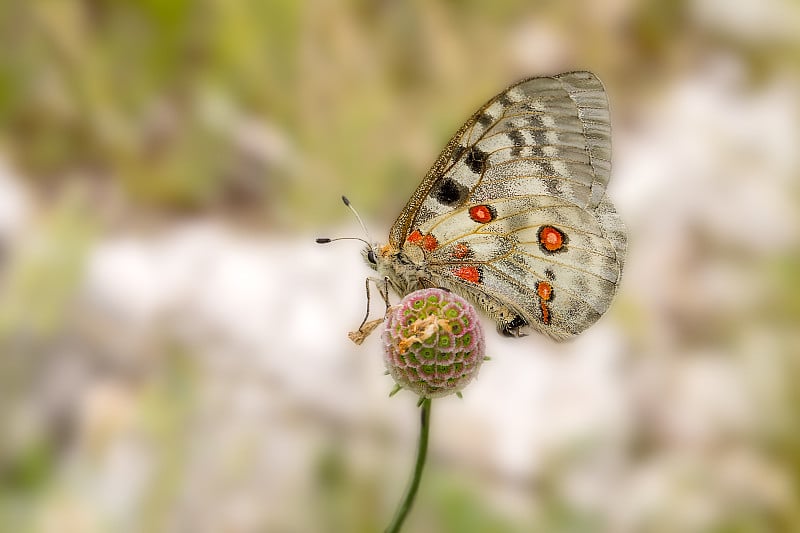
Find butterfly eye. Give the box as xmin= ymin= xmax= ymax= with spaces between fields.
xmin=367 ymin=250 xmax=377 ymax=265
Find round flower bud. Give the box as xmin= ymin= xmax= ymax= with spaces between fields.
xmin=382 ymin=288 xmax=486 ymax=398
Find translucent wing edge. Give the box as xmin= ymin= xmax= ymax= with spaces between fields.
xmin=554 ymin=72 xmax=612 ymax=208
xmin=594 ymin=194 xmax=627 ymax=273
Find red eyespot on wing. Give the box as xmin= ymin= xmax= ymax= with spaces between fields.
xmin=537 ymin=281 xmax=553 ymax=301
xmin=468 ymin=204 xmax=496 ymax=223
xmin=538 ymin=225 xmax=566 ymax=252
xmin=536 ymin=281 xmax=554 ymax=324
xmin=407 ymin=229 xmax=423 ymax=244
xmin=452 ymin=242 xmax=471 ymax=259
xmin=422 ymin=234 xmax=439 ymax=252
xmin=540 ymin=301 xmax=551 ymax=324
xmin=453 ymin=266 xmax=482 ymax=284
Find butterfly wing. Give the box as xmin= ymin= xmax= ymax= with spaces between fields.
xmin=391 ymin=71 xmax=626 ymax=339
xmin=390 ymin=71 xmax=614 ymax=246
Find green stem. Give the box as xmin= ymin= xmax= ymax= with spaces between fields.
xmin=385 ymin=398 xmax=432 ymax=533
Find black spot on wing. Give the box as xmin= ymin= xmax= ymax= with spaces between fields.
xmin=464 ymin=147 xmax=487 ymax=174
xmin=434 ymin=178 xmax=468 ymax=206
xmin=527 ymin=115 xmax=545 ymax=128
xmin=508 ymin=130 xmax=525 ymax=157
xmin=508 ymin=130 xmax=525 ymax=147
xmin=477 ymin=113 xmax=494 ymax=127
xmin=544 ymin=178 xmax=562 ymax=196
xmin=545 ymin=268 xmax=556 ymax=281
xmin=539 ymin=160 xmax=556 ymax=176
xmin=530 ymin=129 xmax=548 ymax=145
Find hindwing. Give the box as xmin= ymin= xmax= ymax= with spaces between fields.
xmin=401 ymin=195 xmax=621 ymax=339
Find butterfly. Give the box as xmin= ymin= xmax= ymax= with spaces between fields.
xmin=324 ymin=71 xmax=626 ymax=342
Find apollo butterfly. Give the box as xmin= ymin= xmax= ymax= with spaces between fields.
xmin=321 ymin=71 xmax=626 ymax=341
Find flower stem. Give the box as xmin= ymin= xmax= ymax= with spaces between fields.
xmin=385 ymin=398 xmax=432 ymax=533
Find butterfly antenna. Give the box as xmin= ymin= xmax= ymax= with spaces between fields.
xmin=341 ymin=195 xmax=374 ymax=244
xmin=315 ymin=237 xmax=371 ymax=246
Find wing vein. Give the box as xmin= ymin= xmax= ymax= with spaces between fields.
xmin=516 ymin=249 xmax=618 ymax=283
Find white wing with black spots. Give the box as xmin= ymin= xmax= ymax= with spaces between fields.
xmin=377 ymin=71 xmax=625 ymax=341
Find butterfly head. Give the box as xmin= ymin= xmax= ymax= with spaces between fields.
xmin=368 ymin=242 xmax=426 ymax=296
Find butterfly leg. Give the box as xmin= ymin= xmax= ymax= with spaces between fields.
xmin=357 ymin=277 xmax=380 ymax=331
xmin=349 ymin=277 xmax=390 ymax=345
xmin=380 ymin=276 xmax=392 ymax=310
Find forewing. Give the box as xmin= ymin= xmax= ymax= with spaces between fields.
xmin=389 ymin=71 xmax=612 ymax=247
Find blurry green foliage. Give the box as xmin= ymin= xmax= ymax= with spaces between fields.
xmin=427 ymin=476 xmax=524 ymax=533
xmin=3 ymin=0 xmax=797 ymax=227
xmin=312 ymin=448 xmax=526 ymax=533
xmin=137 ymin=348 xmax=197 ymax=533
xmin=0 ymin=438 xmax=54 ymax=495
xmin=313 ymin=444 xmax=384 ymax=533
xmin=0 ymin=191 xmax=96 ymax=499
xmin=0 ymin=191 xmax=96 ymax=340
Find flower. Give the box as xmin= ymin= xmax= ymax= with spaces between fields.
xmin=382 ymin=288 xmax=486 ymax=398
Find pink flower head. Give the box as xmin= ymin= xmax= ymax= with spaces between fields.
xmin=382 ymin=288 xmax=486 ymax=398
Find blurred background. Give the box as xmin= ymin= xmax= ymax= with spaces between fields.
xmin=1 ymin=1 xmax=799 ymax=532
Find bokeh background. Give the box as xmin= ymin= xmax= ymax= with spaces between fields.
xmin=1 ymin=1 xmax=799 ymax=532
